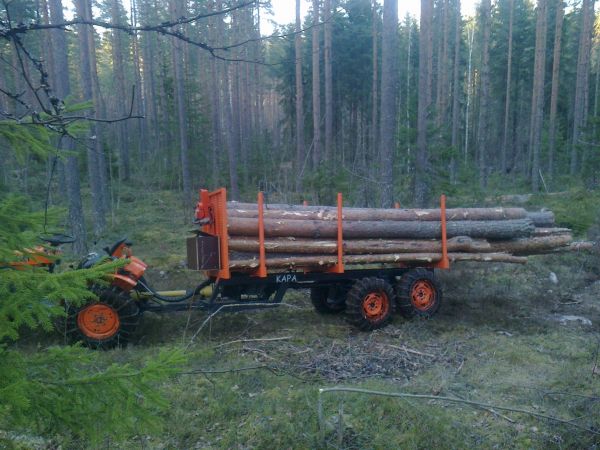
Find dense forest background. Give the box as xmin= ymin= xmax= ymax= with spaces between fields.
xmin=1 ymin=0 xmax=599 ymax=250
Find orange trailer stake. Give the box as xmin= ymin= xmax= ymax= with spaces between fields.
xmin=253 ymin=191 xmax=267 ymax=278
xmin=328 ymin=192 xmax=345 ymax=273
xmin=435 ymin=194 xmax=450 ymax=269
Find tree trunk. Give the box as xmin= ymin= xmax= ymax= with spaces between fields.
xmin=169 ymin=0 xmax=192 ymax=212
xmin=229 ymin=235 xmax=492 ymax=254
xmin=371 ymin=0 xmax=378 ymax=165
xmin=47 ymin=0 xmax=87 ymax=253
xmin=477 ymin=0 xmax=491 ymax=188
xmin=228 ymin=217 xmax=535 ymax=240
xmin=74 ymin=0 xmax=106 ymax=237
xmin=311 ymin=0 xmax=322 ymax=168
xmin=464 ymin=26 xmax=475 ymax=164
xmin=223 ymin=63 xmax=240 ymax=200
xmin=529 ymin=0 xmax=547 ymax=192
xmin=570 ymin=0 xmax=595 ymax=174
xmin=323 ymin=0 xmax=333 ymax=162
xmin=228 ymin=252 xmax=527 ymax=270
xmin=488 ymin=233 xmax=572 ymax=255
xmin=227 ymin=204 xmax=529 ymax=221
xmin=547 ymin=0 xmax=563 ymax=181
xmin=415 ymin=0 xmax=433 ymax=206
xmin=379 ymin=0 xmax=399 ymax=207
xmin=501 ymin=0 xmax=514 ymax=175
xmin=110 ymin=0 xmax=130 ymax=181
xmin=295 ymin=0 xmax=305 ymax=190
xmin=436 ymin=0 xmax=450 ymax=128
xmin=450 ymin=0 xmax=461 ymax=181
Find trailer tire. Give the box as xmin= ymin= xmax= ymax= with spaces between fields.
xmin=65 ymin=286 xmax=140 ymax=349
xmin=310 ymin=285 xmax=347 ymax=314
xmin=346 ymin=277 xmax=395 ymax=331
xmin=396 ymin=269 xmax=441 ymax=319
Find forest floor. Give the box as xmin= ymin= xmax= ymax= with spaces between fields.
xmin=25 ymin=189 xmax=600 ymax=448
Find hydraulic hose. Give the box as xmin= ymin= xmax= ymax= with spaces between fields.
xmin=136 ymin=277 xmax=211 ymax=303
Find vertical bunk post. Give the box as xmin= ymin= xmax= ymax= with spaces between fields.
xmin=436 ymin=194 xmax=450 ymax=269
xmin=255 ymin=191 xmax=267 ymax=278
xmin=329 ymin=192 xmax=344 ymax=273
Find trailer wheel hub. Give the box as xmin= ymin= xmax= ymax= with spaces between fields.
xmin=77 ymin=303 xmax=120 ymax=339
xmin=411 ymin=280 xmax=436 ymax=311
xmin=362 ymin=291 xmax=389 ymax=321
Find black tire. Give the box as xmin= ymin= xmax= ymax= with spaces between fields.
xmin=310 ymin=285 xmax=347 ymax=314
xmin=396 ymin=269 xmax=442 ymax=319
xmin=65 ymin=286 xmax=140 ymax=349
xmin=345 ymin=277 xmax=396 ymax=331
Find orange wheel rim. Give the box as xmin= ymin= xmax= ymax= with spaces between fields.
xmin=77 ymin=303 xmax=120 ymax=339
xmin=362 ymin=291 xmax=389 ymax=321
xmin=411 ymin=280 xmax=436 ymax=311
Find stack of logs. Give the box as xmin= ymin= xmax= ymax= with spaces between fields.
xmin=225 ymin=202 xmax=590 ymax=271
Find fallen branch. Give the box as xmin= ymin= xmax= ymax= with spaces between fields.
xmin=317 ymin=386 xmax=600 ymax=442
xmin=214 ymin=335 xmax=292 ymax=349
xmin=385 ymin=344 xmax=436 ymax=358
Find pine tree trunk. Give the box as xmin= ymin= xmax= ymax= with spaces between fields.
xmin=295 ymin=0 xmax=305 ymax=190
xmin=74 ymin=0 xmax=107 ymax=237
xmin=223 ymin=63 xmax=240 ymax=200
xmin=477 ymin=0 xmax=491 ymax=188
xmin=415 ymin=0 xmax=433 ymax=206
xmin=312 ymin=0 xmax=322 ymax=168
xmin=547 ymin=0 xmax=563 ymax=182
xmin=169 ymin=0 xmax=192 ymax=211
xmin=450 ymin=0 xmax=461 ymax=182
xmin=110 ymin=0 xmax=130 ymax=181
xmin=228 ymin=217 xmax=535 ymax=240
xmin=570 ymin=0 xmax=595 ymax=174
xmin=229 ymin=236 xmax=491 ymax=254
xmin=529 ymin=0 xmax=547 ymax=192
xmin=379 ymin=0 xmax=398 ymax=207
xmin=324 ymin=0 xmax=333 ymax=163
xmin=501 ymin=0 xmax=514 ymax=175
xmin=371 ymin=0 xmax=378 ymax=165
xmin=48 ymin=0 xmax=87 ymax=253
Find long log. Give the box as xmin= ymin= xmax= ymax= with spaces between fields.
xmin=487 ymin=233 xmax=572 ymax=255
xmin=228 ymin=252 xmax=527 ymax=270
xmin=228 ymin=217 xmax=535 ymax=240
xmin=546 ymin=241 xmax=597 ymax=253
xmin=228 ymin=235 xmax=492 ymax=254
xmin=525 ymin=211 xmax=555 ymax=227
xmin=532 ymin=227 xmax=571 ymax=236
xmin=227 ymin=204 xmax=528 ymax=221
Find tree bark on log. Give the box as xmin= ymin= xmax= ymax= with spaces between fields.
xmin=525 ymin=211 xmax=555 ymax=227
xmin=228 ymin=236 xmax=492 ymax=254
xmin=487 ymin=233 xmax=572 ymax=255
xmin=228 ymin=217 xmax=535 ymax=240
xmin=228 ymin=252 xmax=527 ymax=270
xmin=532 ymin=227 xmax=571 ymax=236
xmin=227 ymin=204 xmax=528 ymax=221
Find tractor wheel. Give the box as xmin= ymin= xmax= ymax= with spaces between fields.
xmin=396 ymin=269 xmax=442 ymax=319
xmin=345 ymin=277 xmax=395 ymax=331
xmin=310 ymin=285 xmax=347 ymax=314
xmin=65 ymin=286 xmax=140 ymax=349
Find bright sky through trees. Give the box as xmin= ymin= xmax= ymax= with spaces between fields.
xmin=262 ymin=0 xmax=479 ymax=34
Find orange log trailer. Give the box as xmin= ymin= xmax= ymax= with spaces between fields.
xmin=181 ymin=188 xmax=450 ymax=331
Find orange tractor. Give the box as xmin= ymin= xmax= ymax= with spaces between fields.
xmin=8 ymin=188 xmax=447 ymax=348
